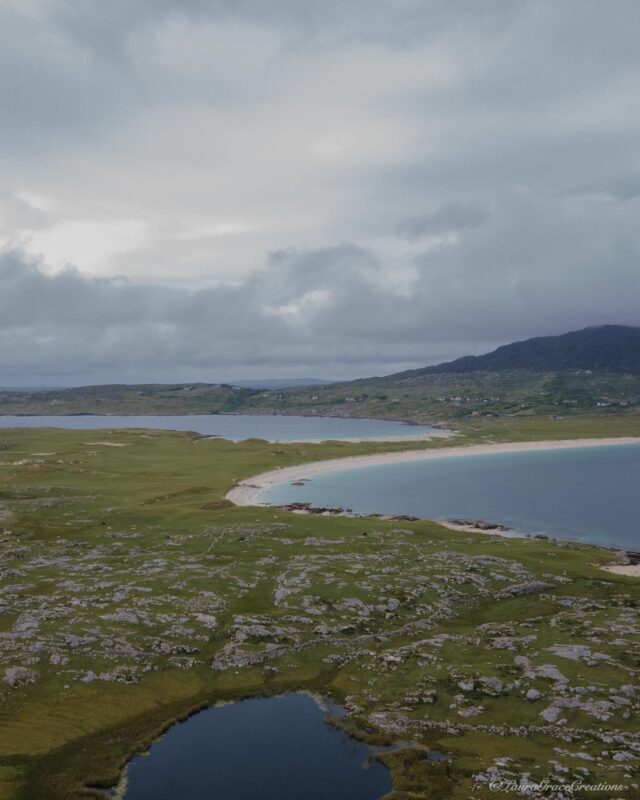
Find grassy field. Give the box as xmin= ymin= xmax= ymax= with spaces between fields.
xmin=0 ymin=420 xmax=638 ymax=799
xmin=0 ymin=384 xmax=258 ymax=416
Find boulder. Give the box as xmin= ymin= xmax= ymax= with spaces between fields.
xmin=3 ymin=667 xmax=38 ymax=688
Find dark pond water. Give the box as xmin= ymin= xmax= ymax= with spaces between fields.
xmin=120 ymin=693 xmax=391 ymax=800
xmin=264 ymin=443 xmax=640 ymax=550
xmin=0 ymin=414 xmax=440 ymax=442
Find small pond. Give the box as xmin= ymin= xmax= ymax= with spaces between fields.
xmin=118 ymin=693 xmax=392 ymax=800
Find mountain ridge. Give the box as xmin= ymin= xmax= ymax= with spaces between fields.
xmin=387 ymin=325 xmax=640 ymax=380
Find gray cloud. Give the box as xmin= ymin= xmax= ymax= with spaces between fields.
xmin=397 ymin=202 xmax=490 ymax=240
xmin=606 ymin=177 xmax=640 ymax=202
xmin=0 ymin=190 xmax=49 ymax=232
xmin=0 ymin=1 xmax=639 ymax=383
xmin=2 ymin=193 xmax=639 ymax=384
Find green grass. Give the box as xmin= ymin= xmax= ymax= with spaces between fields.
xmin=0 ymin=421 xmax=638 ymax=799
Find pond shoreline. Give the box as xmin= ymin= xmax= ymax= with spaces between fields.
xmin=114 ymin=692 xmax=393 ymax=800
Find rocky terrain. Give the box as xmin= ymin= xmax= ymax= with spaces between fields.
xmin=0 ymin=427 xmax=638 ymax=799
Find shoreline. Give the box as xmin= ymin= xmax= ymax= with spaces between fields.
xmin=0 ymin=408 xmax=452 ymax=433
xmin=251 ymin=431 xmax=450 ymax=444
xmin=437 ymin=519 xmax=513 ymax=536
xmin=0 ymin=414 xmax=450 ymax=444
xmin=225 ymin=436 xmax=640 ymax=507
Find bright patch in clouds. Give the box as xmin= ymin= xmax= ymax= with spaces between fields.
xmin=27 ymin=219 xmax=150 ymax=274
xmin=265 ymin=289 xmax=333 ymax=319
xmin=176 ymin=221 xmax=253 ymax=240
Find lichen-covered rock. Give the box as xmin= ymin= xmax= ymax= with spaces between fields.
xmin=540 ymin=705 xmax=562 ymax=723
xmin=496 ymin=581 xmax=553 ymax=599
xmin=3 ymin=667 xmax=38 ymax=687
xmin=480 ymin=676 xmax=504 ymax=695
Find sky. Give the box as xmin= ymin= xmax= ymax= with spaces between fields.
xmin=1 ymin=0 xmax=639 ymax=385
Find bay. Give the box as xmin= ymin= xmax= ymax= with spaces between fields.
xmin=263 ymin=444 xmax=640 ymax=550
xmin=0 ymin=414 xmax=440 ymax=442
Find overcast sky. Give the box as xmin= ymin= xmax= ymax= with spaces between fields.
xmin=1 ymin=0 xmax=639 ymax=385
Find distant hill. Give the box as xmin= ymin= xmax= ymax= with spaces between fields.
xmin=235 ymin=324 xmax=640 ymax=423
xmin=391 ymin=325 xmax=640 ymax=379
xmin=1 ymin=325 xmax=639 ymax=423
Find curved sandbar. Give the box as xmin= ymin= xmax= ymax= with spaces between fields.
xmin=262 ymin=431 xmax=450 ymax=444
xmin=225 ymin=437 xmax=640 ymax=507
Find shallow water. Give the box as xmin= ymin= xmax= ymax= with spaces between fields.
xmin=263 ymin=443 xmax=640 ymax=550
xmin=0 ymin=414 xmax=439 ymax=442
xmin=119 ymin=693 xmax=391 ymax=800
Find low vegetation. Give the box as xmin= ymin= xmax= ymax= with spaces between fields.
xmin=237 ymin=369 xmax=640 ymax=423
xmin=2 ymin=327 xmax=640 ymax=423
xmin=2 ymin=371 xmax=640 ymax=424
xmin=0 ymin=420 xmax=638 ymax=798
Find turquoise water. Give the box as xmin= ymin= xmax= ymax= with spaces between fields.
xmin=0 ymin=414 xmax=439 ymax=442
xmin=121 ymin=693 xmax=391 ymax=800
xmin=264 ymin=444 xmax=640 ymax=550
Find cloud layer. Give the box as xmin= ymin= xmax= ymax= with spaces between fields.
xmin=0 ymin=1 xmax=639 ymax=382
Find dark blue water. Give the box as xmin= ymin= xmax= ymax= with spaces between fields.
xmin=121 ymin=693 xmax=391 ymax=800
xmin=0 ymin=414 xmax=439 ymax=442
xmin=264 ymin=444 xmax=640 ymax=550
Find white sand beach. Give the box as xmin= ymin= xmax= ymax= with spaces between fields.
xmin=263 ymin=430 xmax=451 ymax=444
xmin=225 ymin=436 xmax=640 ymax=507
xmin=203 ymin=428 xmax=452 ymax=444
xmin=601 ymin=564 xmax=640 ymax=577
